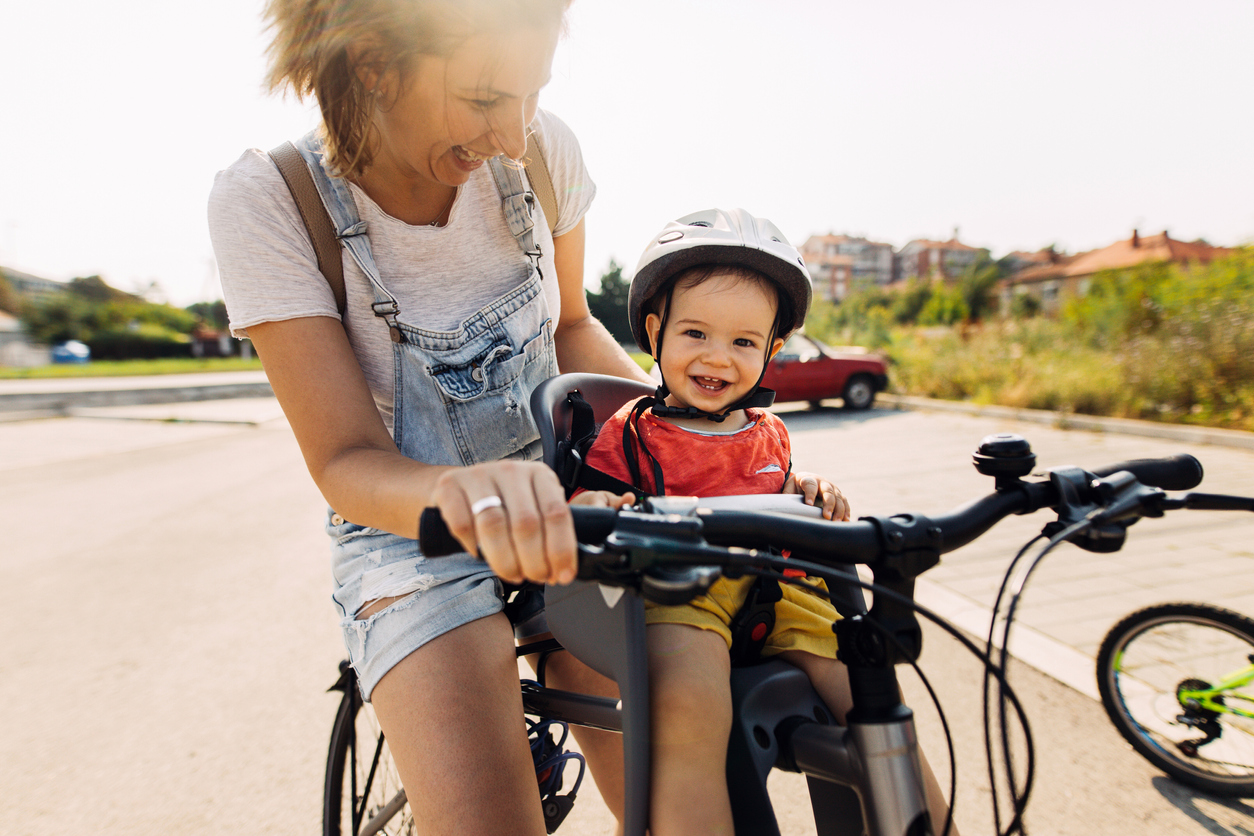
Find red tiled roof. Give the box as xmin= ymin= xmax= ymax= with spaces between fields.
xmin=1002 ymin=254 xmax=1084 ymax=286
xmin=803 ymin=234 xmax=894 ymax=249
xmin=1006 ymin=248 xmax=1057 ymax=264
xmin=904 ymin=238 xmax=982 ymax=252
xmin=807 ymin=253 xmax=855 ymax=268
xmin=1061 ymin=231 xmax=1231 ymax=277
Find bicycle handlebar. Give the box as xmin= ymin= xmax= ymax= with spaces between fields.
xmin=418 ymin=452 xmax=1205 ymax=573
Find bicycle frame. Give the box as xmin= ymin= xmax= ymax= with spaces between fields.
xmin=1180 ymin=664 xmax=1254 ymax=719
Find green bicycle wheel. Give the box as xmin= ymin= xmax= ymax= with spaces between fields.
xmin=1096 ymin=602 xmax=1254 ymax=797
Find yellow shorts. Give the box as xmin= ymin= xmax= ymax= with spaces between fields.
xmin=644 ymin=574 xmax=840 ymax=659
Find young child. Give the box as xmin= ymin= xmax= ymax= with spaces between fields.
xmin=578 ymin=208 xmax=859 ymax=834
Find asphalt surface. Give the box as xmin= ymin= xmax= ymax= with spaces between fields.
xmin=4 ymin=381 xmax=1254 ymax=834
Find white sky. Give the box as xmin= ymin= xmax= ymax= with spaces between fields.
xmin=2 ymin=0 xmax=1251 ymax=307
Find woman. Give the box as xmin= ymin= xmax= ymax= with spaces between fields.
xmin=209 ymin=1 xmax=648 ymax=833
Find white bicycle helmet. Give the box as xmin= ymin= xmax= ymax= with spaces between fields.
xmin=628 ymin=208 xmax=812 ymax=354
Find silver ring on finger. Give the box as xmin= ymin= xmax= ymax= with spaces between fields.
xmin=471 ymin=495 xmax=504 ymax=516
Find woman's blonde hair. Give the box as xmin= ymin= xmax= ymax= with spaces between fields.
xmin=264 ymin=0 xmax=570 ymax=177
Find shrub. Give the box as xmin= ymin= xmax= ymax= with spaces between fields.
xmin=87 ymin=324 xmax=191 ymax=360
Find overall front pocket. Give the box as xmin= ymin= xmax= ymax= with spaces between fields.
xmin=429 ymin=320 xmax=555 ymax=466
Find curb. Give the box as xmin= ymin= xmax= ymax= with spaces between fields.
xmin=0 ymin=377 xmax=273 ymax=414
xmin=875 ymin=393 xmax=1254 ymax=451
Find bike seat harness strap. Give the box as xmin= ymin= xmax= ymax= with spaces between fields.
xmin=556 ymin=389 xmax=788 ymax=666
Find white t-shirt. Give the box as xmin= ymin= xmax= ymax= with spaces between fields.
xmin=208 ymin=109 xmax=595 ymax=430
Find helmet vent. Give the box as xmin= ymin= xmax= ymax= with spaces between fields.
xmin=688 ymin=221 xmax=712 ymax=228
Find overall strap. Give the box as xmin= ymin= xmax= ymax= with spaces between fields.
xmin=487 ymin=155 xmax=544 ymax=280
xmin=290 ymin=133 xmax=406 ymax=342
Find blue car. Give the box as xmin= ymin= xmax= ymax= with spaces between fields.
xmin=51 ymin=340 xmax=91 ymax=364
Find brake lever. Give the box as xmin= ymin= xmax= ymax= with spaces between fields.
xmin=574 ymin=508 xmax=732 ymax=605
xmin=1087 ymin=470 xmax=1169 ymax=524
xmin=1042 ymin=467 xmax=1144 ymax=552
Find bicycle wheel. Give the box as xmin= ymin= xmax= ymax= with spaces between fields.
xmin=1096 ymin=602 xmax=1254 ymax=796
xmin=324 ymin=664 xmax=414 ymax=836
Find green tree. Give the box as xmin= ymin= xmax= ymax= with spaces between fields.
xmin=68 ymin=275 xmax=133 ymax=304
xmin=186 ymin=300 xmax=229 ymax=330
xmin=958 ymin=254 xmax=1009 ymax=322
xmin=21 ymin=293 xmax=93 ymax=343
xmin=918 ymin=284 xmax=969 ymax=325
xmin=1009 ymin=292 xmax=1041 ymax=319
xmin=586 ymin=259 xmax=633 ymax=344
xmin=891 ymin=280 xmax=933 ymax=324
xmin=0 ymin=271 xmax=17 ymax=314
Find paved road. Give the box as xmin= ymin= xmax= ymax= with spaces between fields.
xmin=3 ymin=398 xmax=1253 ymax=834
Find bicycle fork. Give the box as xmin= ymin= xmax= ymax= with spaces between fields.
xmin=725 ymin=660 xmax=932 ymax=836
xmin=787 ymin=713 xmax=931 ymax=836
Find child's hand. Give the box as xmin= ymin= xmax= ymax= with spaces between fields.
xmin=784 ymin=472 xmax=850 ymax=521
xmin=569 ymin=490 xmax=636 ymax=510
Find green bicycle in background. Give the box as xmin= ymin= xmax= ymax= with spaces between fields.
xmin=1097 ymin=602 xmax=1254 ymax=797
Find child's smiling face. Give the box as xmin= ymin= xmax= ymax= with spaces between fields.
xmin=645 ymin=269 xmax=785 ymax=417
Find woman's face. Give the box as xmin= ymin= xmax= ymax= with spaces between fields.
xmin=367 ymin=23 xmax=560 ymax=189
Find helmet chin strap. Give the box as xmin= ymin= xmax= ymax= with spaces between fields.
xmin=648 ymin=381 xmax=777 ymax=423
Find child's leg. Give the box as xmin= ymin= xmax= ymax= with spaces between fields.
xmin=779 ymin=651 xmax=961 ymax=835
xmin=647 ymin=623 xmax=736 ymax=836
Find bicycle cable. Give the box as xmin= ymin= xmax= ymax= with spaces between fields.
xmin=982 ymin=533 xmax=1046 ymax=835
xmin=985 ymin=518 xmax=1095 ymax=836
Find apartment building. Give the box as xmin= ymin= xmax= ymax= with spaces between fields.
xmin=799 ymin=234 xmax=895 ymax=302
xmin=895 ymin=234 xmax=986 ymax=283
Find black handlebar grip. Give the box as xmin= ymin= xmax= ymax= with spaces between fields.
xmin=1090 ymin=454 xmax=1204 ymax=491
xmin=418 ymin=507 xmax=464 ymax=557
xmin=417 ymin=505 xmax=621 ymax=559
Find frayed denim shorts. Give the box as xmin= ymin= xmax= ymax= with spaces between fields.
xmin=328 ymin=510 xmax=505 ymax=701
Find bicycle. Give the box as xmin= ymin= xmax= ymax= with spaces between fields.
xmin=324 ymin=371 xmax=1247 ymax=836
xmin=1096 ymin=602 xmax=1254 ymax=797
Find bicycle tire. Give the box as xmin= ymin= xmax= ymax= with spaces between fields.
xmin=1096 ymin=602 xmax=1254 ymax=797
xmin=323 ymin=669 xmax=413 ymax=836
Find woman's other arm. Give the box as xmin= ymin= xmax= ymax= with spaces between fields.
xmin=551 ymin=219 xmax=654 ymax=384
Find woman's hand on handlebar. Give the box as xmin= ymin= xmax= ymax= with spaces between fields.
xmin=784 ymin=471 xmax=851 ymax=521
xmin=429 ymin=461 xmax=581 ymax=586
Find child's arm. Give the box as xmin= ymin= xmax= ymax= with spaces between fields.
xmin=783 ymin=471 xmax=850 ymax=521
xmin=569 ymin=489 xmax=636 ymax=509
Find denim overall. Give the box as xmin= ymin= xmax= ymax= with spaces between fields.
xmin=292 ymin=133 xmax=559 ymax=697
